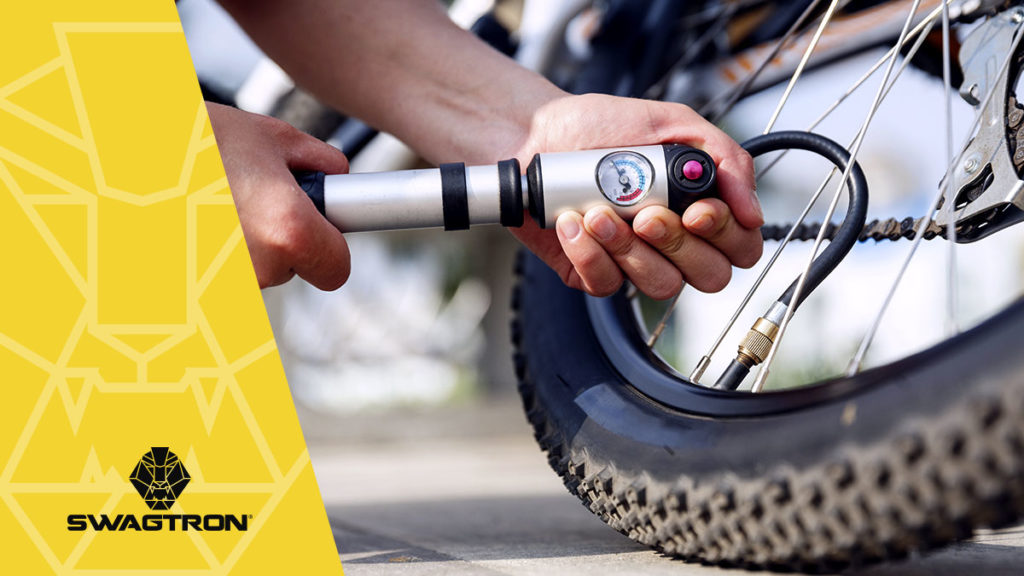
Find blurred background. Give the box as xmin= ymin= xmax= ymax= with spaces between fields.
xmin=178 ymin=0 xmax=1024 ymax=424
xmin=176 ymin=0 xmax=1024 ymax=569
xmin=179 ymin=0 xmax=525 ymax=442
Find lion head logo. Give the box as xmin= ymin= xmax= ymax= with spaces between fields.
xmin=129 ymin=447 xmax=191 ymax=510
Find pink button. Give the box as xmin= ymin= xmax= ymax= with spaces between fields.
xmin=682 ymin=160 xmax=704 ymax=180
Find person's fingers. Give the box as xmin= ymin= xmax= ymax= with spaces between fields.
xmin=681 ymin=198 xmax=763 ymax=269
xmin=257 ymin=119 xmax=350 ymax=289
xmin=695 ymin=125 xmax=762 ymax=230
xmin=267 ymin=116 xmax=350 ymax=175
xmin=633 ymin=206 xmax=732 ymax=293
xmin=555 ymin=211 xmax=624 ymax=297
xmin=275 ymin=190 xmax=352 ymax=291
xmin=714 ymin=146 xmax=763 ymax=230
xmin=243 ymin=236 xmax=293 ymax=288
xmin=581 ymin=207 xmax=682 ymax=300
xmin=507 ymin=216 xmax=584 ymax=289
xmin=642 ymin=100 xmax=763 ymax=229
xmin=207 ymin=103 xmax=352 ymax=291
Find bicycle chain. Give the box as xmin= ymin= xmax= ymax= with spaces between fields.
xmin=767 ymin=95 xmax=1017 ymax=243
xmin=763 ymin=81 xmax=1024 ymax=244
xmin=761 ymin=216 xmax=947 ymax=242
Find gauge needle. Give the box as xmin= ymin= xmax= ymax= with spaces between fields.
xmin=616 ymin=164 xmax=631 ymax=192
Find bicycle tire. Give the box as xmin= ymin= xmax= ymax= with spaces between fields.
xmin=512 ymin=249 xmax=1024 ymax=570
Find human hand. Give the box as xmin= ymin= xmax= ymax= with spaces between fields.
xmin=207 ymin=103 xmax=351 ymax=290
xmin=508 ymin=93 xmax=763 ymax=299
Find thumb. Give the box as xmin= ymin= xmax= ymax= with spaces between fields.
xmin=282 ymin=129 xmax=350 ymax=175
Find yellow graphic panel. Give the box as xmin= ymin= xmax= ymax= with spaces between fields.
xmin=0 ymin=3 xmax=343 ymax=574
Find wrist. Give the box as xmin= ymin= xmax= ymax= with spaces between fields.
xmin=507 ymin=93 xmax=611 ymax=164
xmin=444 ymin=71 xmax=569 ymax=166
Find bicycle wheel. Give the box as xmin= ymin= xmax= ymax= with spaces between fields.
xmin=514 ymin=1 xmax=1024 ymax=569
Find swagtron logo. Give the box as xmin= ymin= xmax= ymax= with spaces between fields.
xmin=67 ymin=447 xmax=250 ymax=532
xmin=130 ymin=447 xmax=190 ymax=510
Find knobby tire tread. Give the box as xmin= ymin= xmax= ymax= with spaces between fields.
xmin=511 ymin=250 xmax=1024 ymax=571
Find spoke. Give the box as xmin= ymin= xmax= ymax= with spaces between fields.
xmin=625 ymin=282 xmax=639 ymax=300
xmin=752 ymin=0 xmax=928 ymax=393
xmin=645 ymin=2 xmax=742 ymax=100
xmin=645 ymin=2 xmax=745 ymax=357
xmin=763 ymin=0 xmax=845 ymax=134
xmin=941 ymin=0 xmax=960 ymax=335
xmin=690 ymin=5 xmax=943 ymax=383
xmin=846 ymin=193 xmax=947 ymax=375
xmin=847 ymin=29 xmax=1022 ymax=375
xmin=647 ymin=283 xmax=686 ymax=348
xmin=689 ymin=168 xmax=836 ymax=383
xmin=814 ymin=4 xmax=944 ymax=134
xmin=666 ymin=0 xmax=843 ymax=376
xmin=708 ymin=0 xmax=949 ymax=125
xmin=703 ymin=0 xmax=829 ymax=122
xmin=680 ymin=0 xmax=771 ymax=29
xmin=756 ymin=6 xmax=942 ymax=178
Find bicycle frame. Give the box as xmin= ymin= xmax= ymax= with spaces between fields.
xmin=687 ymin=0 xmax=945 ymax=108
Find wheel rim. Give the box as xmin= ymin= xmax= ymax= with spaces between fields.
xmin=586 ymin=2 xmax=1024 ymax=407
xmin=586 ymin=290 xmax=1024 ymax=416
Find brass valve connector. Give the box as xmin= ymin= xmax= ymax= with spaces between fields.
xmin=735 ymin=317 xmax=780 ymax=368
xmin=714 ymin=301 xmax=788 ymax=391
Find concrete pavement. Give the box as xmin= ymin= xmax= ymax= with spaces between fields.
xmin=305 ymin=401 xmax=1024 ymax=575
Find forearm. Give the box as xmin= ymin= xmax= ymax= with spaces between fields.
xmin=216 ymin=0 xmax=762 ymax=303
xmin=219 ymin=0 xmax=566 ymax=164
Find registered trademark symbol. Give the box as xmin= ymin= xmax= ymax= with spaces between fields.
xmin=247 ymin=514 xmax=253 ymax=520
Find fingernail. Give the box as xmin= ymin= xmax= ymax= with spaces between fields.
xmin=687 ymin=213 xmax=715 ymax=234
xmin=750 ymin=190 xmax=765 ymax=225
xmin=638 ymin=217 xmax=667 ymax=241
xmin=590 ymin=212 xmax=617 ymax=241
xmin=557 ymin=214 xmax=581 ymax=240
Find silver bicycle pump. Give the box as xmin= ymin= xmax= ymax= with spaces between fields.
xmin=295 ymin=144 xmax=717 ymax=231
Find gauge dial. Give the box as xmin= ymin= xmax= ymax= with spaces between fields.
xmin=596 ymin=151 xmax=655 ymax=206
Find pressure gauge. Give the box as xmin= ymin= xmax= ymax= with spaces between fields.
xmin=595 ymin=151 xmax=656 ymax=206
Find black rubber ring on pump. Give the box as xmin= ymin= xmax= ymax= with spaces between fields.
xmin=440 ymin=162 xmax=470 ymax=231
xmin=294 ymin=170 xmax=326 ymax=215
xmin=498 ymin=158 xmax=524 ymax=227
xmin=526 ymin=154 xmax=545 ymax=228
